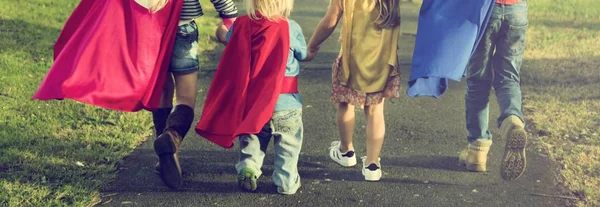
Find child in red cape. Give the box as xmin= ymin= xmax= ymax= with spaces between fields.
xmin=151 ymin=0 xmax=238 ymax=190
xmin=197 ymin=0 xmax=309 ymax=194
xmin=32 ymin=0 xmax=239 ymax=190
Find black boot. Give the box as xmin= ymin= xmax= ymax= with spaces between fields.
xmin=164 ymin=105 xmax=195 ymax=139
xmin=154 ymin=105 xmax=195 ymax=189
xmin=152 ymin=108 xmax=172 ymax=137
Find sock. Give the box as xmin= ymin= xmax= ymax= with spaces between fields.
xmin=164 ymin=105 xmax=195 ymax=139
xmin=152 ymin=107 xmax=172 ymax=136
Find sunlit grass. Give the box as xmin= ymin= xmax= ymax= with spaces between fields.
xmin=522 ymin=0 xmax=600 ymax=206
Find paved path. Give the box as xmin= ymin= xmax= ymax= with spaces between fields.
xmin=101 ymin=1 xmax=570 ymax=206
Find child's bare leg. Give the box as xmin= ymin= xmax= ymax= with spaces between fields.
xmin=336 ymin=102 xmax=355 ymax=152
xmin=364 ymin=99 xmax=385 ymax=164
xmin=159 ymin=74 xmax=175 ymax=108
xmin=173 ymin=72 xmax=198 ymax=107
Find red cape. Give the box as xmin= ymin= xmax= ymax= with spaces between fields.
xmin=32 ymin=0 xmax=183 ymax=112
xmin=195 ymin=15 xmax=290 ymax=148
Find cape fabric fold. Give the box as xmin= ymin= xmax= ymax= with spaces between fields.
xmin=195 ymin=16 xmax=290 ymax=149
xmin=408 ymin=0 xmax=494 ymax=98
xmin=32 ymin=0 xmax=183 ymax=112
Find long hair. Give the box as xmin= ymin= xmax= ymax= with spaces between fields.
xmin=374 ymin=0 xmax=401 ymax=28
xmin=246 ymin=0 xmax=294 ymax=21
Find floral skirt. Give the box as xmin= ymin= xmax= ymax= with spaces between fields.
xmin=330 ymin=57 xmax=401 ymax=106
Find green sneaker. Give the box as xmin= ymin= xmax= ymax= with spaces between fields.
xmin=237 ymin=167 xmax=258 ymax=192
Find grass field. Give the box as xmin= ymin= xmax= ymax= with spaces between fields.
xmin=523 ymin=0 xmax=600 ymax=206
xmin=0 ymin=1 xmax=221 ymax=206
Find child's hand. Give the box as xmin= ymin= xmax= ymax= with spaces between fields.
xmin=303 ymin=46 xmax=320 ymax=61
xmin=215 ymin=24 xmax=228 ymax=45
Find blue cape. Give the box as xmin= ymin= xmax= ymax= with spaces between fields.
xmin=408 ymin=0 xmax=494 ymax=98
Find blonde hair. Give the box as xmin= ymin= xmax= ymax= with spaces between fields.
xmin=374 ymin=0 xmax=401 ymax=28
xmin=246 ymin=0 xmax=294 ymax=21
xmin=139 ymin=0 xmax=168 ymax=13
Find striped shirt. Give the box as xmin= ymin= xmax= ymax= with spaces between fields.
xmin=181 ymin=0 xmax=238 ymax=20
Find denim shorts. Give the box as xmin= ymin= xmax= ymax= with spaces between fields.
xmin=169 ymin=20 xmax=200 ymax=75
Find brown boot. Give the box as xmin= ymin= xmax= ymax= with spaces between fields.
xmin=154 ymin=129 xmax=183 ymax=189
xmin=459 ymin=139 xmax=493 ymax=172
xmin=500 ymin=115 xmax=527 ymax=180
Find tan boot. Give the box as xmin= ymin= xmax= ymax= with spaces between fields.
xmin=459 ymin=139 xmax=493 ymax=172
xmin=500 ymin=115 xmax=527 ymax=180
xmin=154 ymin=129 xmax=184 ymax=189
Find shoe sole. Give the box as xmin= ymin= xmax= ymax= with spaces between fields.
xmin=501 ymin=127 xmax=527 ymax=180
xmin=154 ymin=134 xmax=183 ymax=189
xmin=238 ymin=171 xmax=257 ymax=192
xmin=363 ymin=170 xmax=382 ymax=181
xmin=364 ymin=175 xmax=381 ymax=181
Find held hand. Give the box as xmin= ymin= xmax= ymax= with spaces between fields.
xmin=215 ymin=24 xmax=228 ymax=45
xmin=302 ymin=46 xmax=320 ymax=62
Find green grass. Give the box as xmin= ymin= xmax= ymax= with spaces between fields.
xmin=0 ymin=1 xmax=221 ymax=206
xmin=522 ymin=0 xmax=600 ymax=206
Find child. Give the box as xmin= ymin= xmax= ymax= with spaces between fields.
xmin=306 ymin=0 xmax=401 ymax=181
xmin=459 ymin=0 xmax=528 ymax=180
xmin=198 ymin=0 xmax=305 ymax=194
xmin=32 ymin=0 xmax=237 ymax=190
xmin=152 ymin=0 xmax=238 ymax=190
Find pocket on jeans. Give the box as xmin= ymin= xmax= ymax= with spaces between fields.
xmin=177 ymin=29 xmax=199 ymax=41
xmin=508 ymin=11 xmax=528 ymax=27
xmin=506 ymin=24 xmax=528 ymax=56
xmin=177 ymin=21 xmax=199 ymax=37
xmin=273 ymin=109 xmax=302 ymax=134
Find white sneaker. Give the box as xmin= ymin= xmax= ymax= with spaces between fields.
xmin=361 ymin=156 xmax=382 ymax=181
xmin=328 ymin=141 xmax=357 ymax=167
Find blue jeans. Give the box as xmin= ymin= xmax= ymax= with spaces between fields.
xmin=169 ymin=20 xmax=200 ymax=75
xmin=236 ymin=108 xmax=304 ymax=194
xmin=465 ymin=0 xmax=528 ymax=142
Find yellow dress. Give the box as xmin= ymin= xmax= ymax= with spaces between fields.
xmin=338 ymin=0 xmax=401 ymax=93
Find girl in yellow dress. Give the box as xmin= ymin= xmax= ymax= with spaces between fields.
xmin=306 ymin=0 xmax=401 ymax=181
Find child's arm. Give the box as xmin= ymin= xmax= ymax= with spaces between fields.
xmin=209 ymin=0 xmax=238 ymax=29
xmin=305 ymin=0 xmax=343 ymax=60
xmin=216 ymin=22 xmax=235 ymax=46
xmin=290 ymin=21 xmax=308 ymax=61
